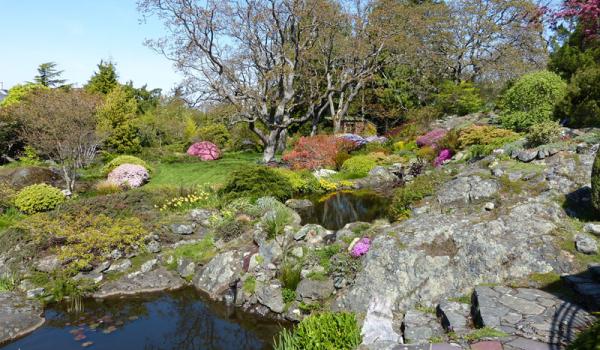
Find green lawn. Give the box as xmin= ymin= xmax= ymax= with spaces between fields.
xmin=147 ymin=152 xmax=262 ymax=188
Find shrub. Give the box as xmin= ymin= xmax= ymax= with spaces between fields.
xmin=196 ymin=123 xmax=231 ymax=149
xmin=433 ymin=149 xmax=452 ymax=167
xmin=273 ymin=312 xmax=361 ymax=350
xmin=279 ymin=262 xmax=302 ymax=291
xmin=107 ymin=164 xmax=150 ymax=188
xmin=361 ymin=122 xmax=378 ymax=136
xmin=334 ymin=151 xmax=351 ymax=171
xmin=416 ymin=146 xmax=436 ymax=161
xmin=102 ymin=155 xmax=150 ymax=176
xmin=283 ymin=135 xmax=354 ymax=170
xmin=186 ymin=141 xmax=221 ymax=161
xmin=436 ymin=129 xmax=461 ymax=153
xmin=592 ymin=148 xmax=600 ymax=213
xmin=416 ymin=129 xmax=447 ymax=148
xmin=341 ymin=155 xmax=378 ymax=178
xmin=272 ymin=168 xmax=322 ymax=194
xmin=0 ymin=181 xmax=17 ymax=209
xmin=526 ymin=121 xmax=562 ymax=147
xmin=458 ymin=125 xmax=520 ymax=149
xmin=14 ymin=184 xmax=65 ymax=214
xmin=393 ymin=140 xmax=417 ymax=152
xmin=559 ymin=66 xmax=600 ymax=128
xmin=435 ymin=80 xmax=484 ymax=116
xmin=262 ymin=205 xmax=295 ymax=239
xmin=18 ymin=213 xmax=146 ymax=270
xmin=94 ymin=180 xmax=124 ymax=195
xmin=500 ymin=71 xmax=567 ymax=131
xmin=215 ymin=217 xmax=246 ymax=242
xmin=221 ymin=165 xmax=294 ymax=201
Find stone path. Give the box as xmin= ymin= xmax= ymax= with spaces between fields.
xmin=0 ymin=292 xmax=45 ymax=344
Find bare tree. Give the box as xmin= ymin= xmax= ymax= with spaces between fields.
xmin=12 ymin=89 xmax=103 ymax=193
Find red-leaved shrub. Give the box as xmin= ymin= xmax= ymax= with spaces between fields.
xmin=283 ymin=135 xmax=354 ymax=170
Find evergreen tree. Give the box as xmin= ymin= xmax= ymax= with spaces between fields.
xmin=33 ymin=62 xmax=67 ymax=87
xmin=85 ymin=60 xmax=119 ymax=95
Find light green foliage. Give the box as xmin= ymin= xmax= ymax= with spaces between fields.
xmin=341 ymin=155 xmax=378 ymax=178
xmin=157 ymin=186 xmax=219 ymax=211
xmin=393 ymin=140 xmax=417 ymax=152
xmin=183 ymin=117 xmax=199 ymax=143
xmin=97 ymin=85 xmax=141 ymax=154
xmin=14 ymin=184 xmax=65 ymax=214
xmin=0 ymin=181 xmax=16 ymax=209
xmin=273 ymin=312 xmax=362 ymax=350
xmin=559 ymin=66 xmax=600 ymax=128
xmin=272 ymin=168 xmax=322 ymax=194
xmin=567 ymin=319 xmax=600 ymax=350
xmin=94 ymin=181 xmax=124 ymax=195
xmin=457 ymin=125 xmax=521 ymax=157
xmin=435 ymin=80 xmax=484 ymax=116
xmin=243 ymin=275 xmax=256 ymax=294
xmin=196 ymin=123 xmax=231 ymax=149
xmin=18 ymin=146 xmax=42 ymax=165
xmin=282 ymin=288 xmax=296 ymax=303
xmin=101 ymin=155 xmax=150 ymax=176
xmin=0 ymin=83 xmax=47 ymax=108
xmin=591 ymin=148 xmax=600 ymax=213
xmin=85 ymin=60 xmax=119 ymax=95
xmin=262 ymin=205 xmax=295 ymax=239
xmin=390 ymin=171 xmax=448 ymax=220
xmin=18 ymin=212 xmax=146 ymax=270
xmin=0 ymin=207 xmax=24 ymax=232
xmin=167 ymin=235 xmax=216 ymax=267
xmin=526 ymin=120 xmax=562 ymax=147
xmin=136 ymin=98 xmax=198 ymax=147
xmin=0 ymin=274 xmax=17 ymax=291
xmin=463 ymin=327 xmax=508 ymax=341
xmin=500 ymin=71 xmax=567 ymax=131
xmin=221 ymin=165 xmax=294 ymax=201
xmin=313 ymin=244 xmax=341 ymax=272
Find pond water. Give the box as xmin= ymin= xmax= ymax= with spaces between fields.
xmin=1 ymin=288 xmax=284 ymax=350
xmin=298 ymin=190 xmax=391 ymax=230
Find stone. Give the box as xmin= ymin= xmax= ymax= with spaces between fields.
xmin=584 ymin=223 xmax=600 ymax=236
xmin=291 ymin=246 xmax=304 ymax=259
xmin=504 ymin=337 xmax=554 ymax=350
xmin=147 ymin=240 xmax=161 ymax=253
xmin=313 ymin=169 xmax=337 ymax=179
xmin=470 ymin=341 xmax=503 ymax=350
xmin=26 ymin=288 xmax=45 ymax=299
xmin=93 ymin=261 xmax=111 ymax=274
xmin=107 ymin=259 xmax=132 ymax=273
xmin=177 ymin=258 xmax=196 ymax=278
xmin=437 ymin=301 xmax=470 ymax=334
xmin=110 ymin=249 xmax=123 ymax=260
xmin=360 ymin=296 xmax=401 ymax=345
xmin=301 ymin=265 xmax=326 ymax=279
xmin=255 ymin=282 xmax=285 ymax=313
xmin=73 ymin=273 xmax=104 ymax=284
xmin=0 ymin=166 xmax=60 ymax=189
xmin=437 ymin=176 xmax=499 ymax=205
xmin=484 ymin=202 xmax=495 ymax=211
xmin=35 ymin=255 xmax=61 ymax=273
xmin=140 ymin=259 xmax=158 ymax=273
xmin=170 ymin=223 xmax=195 ymax=235
xmin=188 ymin=209 xmax=214 ymax=224
xmin=294 ymin=224 xmax=330 ymax=243
xmin=0 ymin=292 xmax=45 ymax=344
xmin=402 ymin=309 xmax=445 ymax=344
xmin=258 ymin=240 xmax=283 ymax=264
xmin=285 ymin=199 xmax=313 ymax=210
xmin=516 ymin=149 xmax=538 ymax=162
xmin=296 ymin=278 xmax=335 ymax=301
xmin=94 ymin=267 xmax=184 ymax=298
xmin=193 ymin=251 xmax=242 ymax=299
xmin=575 ymin=234 xmax=598 ymax=254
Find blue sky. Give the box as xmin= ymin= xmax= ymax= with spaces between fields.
xmin=0 ymin=1 xmax=182 ymax=92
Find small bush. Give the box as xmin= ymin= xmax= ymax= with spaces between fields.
xmin=215 ymin=216 xmax=247 ymax=242
xmin=279 ymin=262 xmax=302 ymax=291
xmin=435 ymin=80 xmax=484 ymax=116
xmin=14 ymin=184 xmax=65 ymax=214
xmin=526 ymin=121 xmax=562 ymax=147
xmin=458 ymin=125 xmax=520 ymax=149
xmin=283 ymin=135 xmax=354 ymax=170
xmin=221 ymin=165 xmax=294 ymax=201
xmin=102 ymin=155 xmax=150 ymax=176
xmin=107 ymin=164 xmax=150 ymax=188
xmin=559 ymin=66 xmax=600 ymax=128
xmin=392 ymin=140 xmax=417 ymax=152
xmin=282 ymin=288 xmax=297 ymax=303
xmin=416 ymin=146 xmax=437 ymax=161
xmin=567 ymin=319 xmax=600 ymax=350
xmin=274 ymin=312 xmax=361 ymax=350
xmin=500 ymin=71 xmax=567 ymax=131
xmin=262 ymin=205 xmax=295 ymax=239
xmin=436 ymin=129 xmax=461 ymax=153
xmin=272 ymin=168 xmax=322 ymax=195
xmin=341 ymin=155 xmax=378 ymax=178
xmin=196 ymin=123 xmax=231 ymax=149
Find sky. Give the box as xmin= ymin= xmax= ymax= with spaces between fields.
xmin=0 ymin=1 xmax=182 ymax=92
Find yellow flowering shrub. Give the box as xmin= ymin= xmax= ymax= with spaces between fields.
xmin=157 ymin=187 xmax=218 ymax=211
xmin=318 ymin=178 xmax=339 ymax=192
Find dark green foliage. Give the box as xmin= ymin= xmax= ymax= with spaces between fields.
xmin=273 ymin=312 xmax=361 ymax=350
xmin=390 ymin=171 xmax=448 ymax=220
xmin=559 ymin=66 xmax=600 ymax=127
xmin=85 ymin=60 xmax=119 ymax=95
xmin=566 ymin=319 xmax=600 ymax=350
xmin=215 ymin=218 xmax=245 ymax=242
xmin=34 ymin=62 xmax=67 ymax=88
xmin=221 ymin=165 xmax=294 ymax=201
xmin=279 ymin=263 xmax=302 ymax=291
xmin=0 ymin=117 xmax=22 ymax=164
xmin=435 ymin=80 xmax=484 ymax=116
xmin=549 ymin=26 xmax=600 ymax=81
xmin=196 ymin=123 xmax=231 ymax=149
xmin=591 ymin=148 xmax=600 ymax=214
xmin=282 ymin=288 xmax=296 ymax=303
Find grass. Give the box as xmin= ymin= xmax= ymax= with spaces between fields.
xmin=0 ymin=207 xmax=24 ymax=233
xmin=462 ymin=327 xmax=508 ymax=341
xmin=166 ymin=235 xmax=216 ymax=268
xmin=0 ymin=274 xmax=17 ymax=291
xmin=243 ymin=275 xmax=256 ymax=294
xmin=146 ymin=152 xmax=261 ymax=188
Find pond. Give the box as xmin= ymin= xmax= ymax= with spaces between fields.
xmin=1 ymin=288 xmax=284 ymax=350
xmin=298 ymin=190 xmax=391 ymax=230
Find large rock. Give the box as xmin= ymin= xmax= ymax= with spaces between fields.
xmin=294 ymin=224 xmax=331 ymax=244
xmin=436 ymin=300 xmax=471 ymax=334
xmin=170 ymin=223 xmax=195 ymax=235
xmin=193 ymin=251 xmax=242 ymax=299
xmin=285 ymin=199 xmax=313 ymax=210
xmin=437 ymin=175 xmax=499 ymax=205
xmin=94 ymin=267 xmax=184 ymax=298
xmin=255 ymin=282 xmax=285 ymax=313
xmin=35 ymin=255 xmax=61 ymax=273
xmin=296 ymin=278 xmax=335 ymax=301
xmin=360 ymin=296 xmax=401 ymax=346
xmin=0 ymin=166 xmax=61 ymax=189
xmin=575 ymin=234 xmax=598 ymax=254
xmin=402 ymin=309 xmax=445 ymax=344
xmin=0 ymin=292 xmax=45 ymax=344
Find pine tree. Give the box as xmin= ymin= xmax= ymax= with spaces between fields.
xmin=34 ymin=62 xmax=67 ymax=87
xmin=85 ymin=60 xmax=119 ymax=95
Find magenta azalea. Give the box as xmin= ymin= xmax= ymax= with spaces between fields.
xmin=187 ymin=141 xmax=221 ymax=161
xmin=351 ymin=237 xmax=371 ymax=258
xmin=107 ymin=164 xmax=150 ymax=188
xmin=434 ymin=148 xmax=452 ymax=167
xmin=416 ymin=129 xmax=447 ymax=148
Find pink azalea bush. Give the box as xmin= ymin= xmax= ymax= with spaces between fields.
xmin=554 ymin=0 xmax=600 ymax=37
xmin=350 ymin=237 xmax=371 ymax=258
xmin=434 ymin=148 xmax=452 ymax=167
xmin=416 ymin=129 xmax=447 ymax=148
xmin=187 ymin=141 xmax=221 ymax=161
xmin=107 ymin=164 xmax=150 ymax=188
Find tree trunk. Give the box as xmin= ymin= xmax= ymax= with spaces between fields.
xmin=276 ymin=129 xmax=287 ymax=153
xmin=333 ymin=114 xmax=342 ymax=134
xmin=262 ymin=129 xmax=281 ymax=163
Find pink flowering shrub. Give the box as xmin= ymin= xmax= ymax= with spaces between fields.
xmin=433 ymin=148 xmax=452 ymax=167
xmin=350 ymin=237 xmax=371 ymax=258
xmin=107 ymin=164 xmax=149 ymax=188
xmin=554 ymin=0 xmax=600 ymax=37
xmin=416 ymin=129 xmax=447 ymax=148
xmin=187 ymin=141 xmax=221 ymax=161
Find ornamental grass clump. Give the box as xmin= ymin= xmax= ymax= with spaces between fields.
xmin=273 ymin=312 xmax=361 ymax=350
xmin=14 ymin=184 xmax=66 ymax=214
xmin=107 ymin=164 xmax=150 ymax=188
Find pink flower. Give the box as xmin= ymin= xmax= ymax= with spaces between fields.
xmin=351 ymin=237 xmax=371 ymax=258
xmin=187 ymin=141 xmax=221 ymax=161
xmin=434 ymin=148 xmax=452 ymax=167
xmin=107 ymin=164 xmax=149 ymax=188
xmin=416 ymin=129 xmax=447 ymax=148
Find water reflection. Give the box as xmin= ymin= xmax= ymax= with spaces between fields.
xmin=299 ymin=191 xmax=390 ymax=230
xmin=2 ymin=288 xmax=284 ymax=350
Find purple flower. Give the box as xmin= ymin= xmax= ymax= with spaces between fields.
xmin=107 ymin=164 xmax=150 ymax=188
xmin=365 ymin=136 xmax=388 ymax=144
xmin=351 ymin=237 xmax=371 ymax=258
xmin=416 ymin=129 xmax=447 ymax=148
xmin=434 ymin=148 xmax=452 ymax=167
xmin=337 ymin=134 xmax=367 ymax=147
